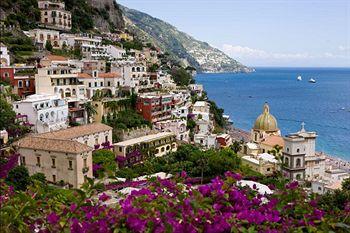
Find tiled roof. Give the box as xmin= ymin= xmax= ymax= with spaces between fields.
xmin=98 ymin=72 xmax=121 ymax=78
xmin=260 ymin=135 xmax=284 ymax=147
xmin=16 ymin=137 xmax=92 ymax=154
xmin=43 ymin=55 xmax=68 ymax=61
xmin=38 ymin=123 xmax=113 ymax=140
xmin=77 ymin=73 xmax=92 ymax=78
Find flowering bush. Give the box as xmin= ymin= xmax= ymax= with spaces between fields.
xmin=1 ymin=171 xmax=349 ymax=232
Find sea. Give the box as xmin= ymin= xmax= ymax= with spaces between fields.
xmin=195 ymin=67 xmax=350 ymax=161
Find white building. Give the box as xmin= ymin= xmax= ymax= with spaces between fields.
xmin=192 ymin=101 xmax=210 ymax=121
xmin=172 ymin=104 xmax=190 ymax=119
xmin=283 ymin=123 xmax=326 ymax=181
xmin=13 ymin=94 xmax=68 ymax=133
xmin=154 ymin=119 xmax=190 ymax=142
xmin=0 ymin=43 xmax=10 ymax=66
xmin=194 ymin=133 xmax=217 ymax=149
xmin=27 ymin=29 xmax=61 ymax=49
xmin=106 ymin=45 xmax=126 ymax=60
xmin=188 ymin=84 xmax=204 ymax=97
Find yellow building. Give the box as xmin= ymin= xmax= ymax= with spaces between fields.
xmin=242 ymin=153 xmax=279 ymax=176
xmin=251 ymin=103 xmax=281 ymax=143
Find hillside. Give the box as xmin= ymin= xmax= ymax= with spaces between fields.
xmin=0 ymin=0 xmax=124 ymax=33
xmin=121 ymin=6 xmax=253 ymax=73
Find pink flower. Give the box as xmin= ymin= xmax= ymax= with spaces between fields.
xmin=47 ymin=212 xmax=60 ymax=225
xmin=99 ymin=193 xmax=110 ymax=202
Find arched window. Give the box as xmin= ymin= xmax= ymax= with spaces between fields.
xmin=296 ymin=158 xmax=301 ymax=167
xmin=296 ymin=174 xmax=301 ymax=180
xmin=39 ymin=114 xmax=44 ymax=121
xmin=284 ymin=157 xmax=289 ymax=166
xmin=297 ymin=148 xmax=300 ymax=153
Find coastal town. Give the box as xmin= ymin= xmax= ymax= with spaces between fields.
xmin=0 ymin=0 xmax=349 ymax=232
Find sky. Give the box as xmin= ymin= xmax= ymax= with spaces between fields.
xmin=118 ymin=0 xmax=350 ymax=67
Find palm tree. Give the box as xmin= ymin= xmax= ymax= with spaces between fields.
xmin=105 ymin=100 xmax=119 ymax=113
xmin=83 ymin=102 xmax=97 ymax=123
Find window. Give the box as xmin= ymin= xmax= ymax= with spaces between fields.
xmin=85 ymin=141 xmax=88 ymax=145
xmin=95 ymin=82 xmax=97 ymax=87
xmin=318 ymin=187 xmax=322 ymax=191
xmin=296 ymin=158 xmax=301 ymax=167
xmin=68 ymin=160 xmax=73 ymax=170
xmin=297 ymin=148 xmax=300 ymax=153
xmin=25 ymin=80 xmax=30 ymax=87
xmin=296 ymin=174 xmax=301 ymax=180
xmin=52 ymin=158 xmax=56 ymax=168
xmin=95 ymin=138 xmax=98 ymax=145
xmin=107 ymin=81 xmax=111 ymax=86
xmin=100 ymin=82 xmax=103 ymax=86
xmin=88 ymin=82 xmax=91 ymax=87
xmin=105 ymin=136 xmax=108 ymax=142
xmin=267 ymin=168 xmax=271 ymax=172
xmin=287 ymin=148 xmax=289 ymax=152
xmin=161 ymin=147 xmax=165 ymax=152
xmin=20 ymin=156 xmax=26 ymax=165
xmin=119 ymin=147 xmax=122 ymax=152
xmin=36 ymin=157 xmax=41 ymax=167
xmin=18 ymin=80 xmax=23 ymax=88
xmin=83 ymin=158 xmax=87 ymax=168
xmin=166 ymin=145 xmax=170 ymax=151
xmin=155 ymin=149 xmax=159 ymax=154
xmin=284 ymin=157 xmax=289 ymax=166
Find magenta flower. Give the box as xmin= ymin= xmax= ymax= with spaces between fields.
xmin=47 ymin=212 xmax=60 ymax=225
xmin=99 ymin=193 xmax=110 ymax=202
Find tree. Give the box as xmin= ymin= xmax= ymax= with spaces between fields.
xmin=83 ymin=102 xmax=97 ymax=123
xmin=171 ymin=67 xmax=193 ymax=86
xmin=0 ymin=97 xmax=16 ymax=131
xmin=31 ymin=173 xmax=46 ymax=184
xmin=6 ymin=165 xmax=31 ymax=191
xmin=45 ymin=40 xmax=53 ymax=51
xmin=342 ymin=178 xmax=350 ymax=190
xmin=231 ymin=140 xmax=243 ymax=154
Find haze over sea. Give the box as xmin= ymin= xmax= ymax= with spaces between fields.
xmin=196 ymin=68 xmax=350 ymax=161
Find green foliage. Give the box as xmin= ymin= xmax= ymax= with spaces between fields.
xmin=45 ymin=40 xmax=53 ymax=52
xmin=64 ymin=0 xmax=94 ymax=32
xmin=171 ymin=67 xmax=193 ymax=86
xmin=31 ymin=173 xmax=46 ymax=184
xmin=83 ymin=102 xmax=97 ymax=123
xmin=0 ymin=97 xmax=16 ymax=131
xmin=93 ymin=150 xmax=116 ymax=178
xmin=208 ymin=100 xmax=226 ymax=129
xmin=122 ymin=40 xmax=143 ymax=51
xmin=5 ymin=166 xmax=31 ymax=191
xmin=231 ymin=140 xmax=243 ymax=153
xmin=1 ymin=0 xmax=40 ymax=30
xmin=148 ymin=63 xmax=159 ymax=72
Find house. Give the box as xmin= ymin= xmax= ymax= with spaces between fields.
xmin=242 ymin=153 xmax=279 ymax=176
xmin=16 ymin=136 xmax=92 ymax=188
xmin=13 ymin=94 xmax=68 ymax=133
xmin=27 ymin=29 xmax=61 ymax=50
xmin=188 ymin=84 xmax=204 ymax=97
xmin=194 ymin=134 xmax=217 ymax=149
xmin=154 ymin=119 xmax=190 ymax=142
xmin=259 ymin=135 xmax=284 ymax=154
xmin=38 ymin=0 xmax=72 ymax=31
xmin=136 ymin=93 xmax=174 ymax=123
xmin=115 ymin=132 xmax=177 ymax=167
xmin=40 ymin=55 xmax=68 ymax=67
xmin=0 ymin=43 xmax=10 ymax=66
xmin=217 ymin=134 xmax=233 ymax=148
xmin=38 ymin=122 xmax=113 ymax=149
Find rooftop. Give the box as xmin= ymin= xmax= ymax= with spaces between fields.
xmin=16 ymin=136 xmax=92 ymax=154
xmin=116 ymin=132 xmax=175 ymax=147
xmin=14 ymin=94 xmax=61 ymax=103
xmin=260 ymin=135 xmax=284 ymax=147
xmin=38 ymin=123 xmax=112 ymax=140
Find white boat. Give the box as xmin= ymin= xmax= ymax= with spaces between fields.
xmin=297 ymin=75 xmax=302 ymax=81
xmin=309 ymin=78 xmax=316 ymax=83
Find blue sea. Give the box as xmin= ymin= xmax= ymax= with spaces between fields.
xmin=195 ymin=68 xmax=350 ymax=161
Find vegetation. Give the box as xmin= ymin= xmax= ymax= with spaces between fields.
xmin=208 ymin=100 xmax=226 ymax=130
xmin=0 ymin=97 xmax=16 ymax=131
xmin=83 ymin=102 xmax=97 ymax=123
xmin=92 ymin=150 xmax=116 ymax=178
xmin=5 ymin=165 xmax=31 ymax=191
xmin=171 ymin=67 xmax=193 ymax=86
xmin=1 ymin=0 xmax=40 ymax=30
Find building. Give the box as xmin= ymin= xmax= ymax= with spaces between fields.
xmin=259 ymin=135 xmax=284 ymax=154
xmin=194 ymin=134 xmax=217 ymax=149
xmin=217 ymin=134 xmax=233 ymax=148
xmin=0 ymin=130 xmax=9 ymax=146
xmin=13 ymin=94 xmax=69 ymax=133
xmin=0 ymin=66 xmax=14 ymax=83
xmin=16 ymin=135 xmax=92 ymax=188
xmin=0 ymin=43 xmax=10 ymax=66
xmin=115 ymin=132 xmax=177 ymax=167
xmin=154 ymin=119 xmax=190 ymax=142
xmin=242 ymin=153 xmax=279 ymax=176
xmin=283 ymin=123 xmax=326 ymax=181
xmin=188 ymin=84 xmax=204 ymax=97
xmin=282 ymin=133 xmax=306 ymax=181
xmin=136 ymin=93 xmax=174 ymax=123
xmin=38 ymin=123 xmax=113 ymax=149
xmin=27 ymin=29 xmax=61 ymax=50
xmin=311 ymin=169 xmax=349 ymax=194
xmin=40 ymin=55 xmax=68 ymax=67
xmin=38 ymin=0 xmax=72 ymax=31
xmin=251 ymin=103 xmax=281 ymax=143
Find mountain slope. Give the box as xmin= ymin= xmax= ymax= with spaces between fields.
xmin=121 ymin=6 xmax=253 ymax=73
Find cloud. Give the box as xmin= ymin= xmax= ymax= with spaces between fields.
xmin=338 ymin=45 xmax=350 ymax=51
xmin=222 ymin=44 xmax=312 ymax=60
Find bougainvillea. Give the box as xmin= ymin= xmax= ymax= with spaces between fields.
xmin=1 ymin=170 xmax=349 ymax=233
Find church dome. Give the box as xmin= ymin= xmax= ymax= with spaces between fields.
xmin=253 ymin=103 xmax=278 ymax=131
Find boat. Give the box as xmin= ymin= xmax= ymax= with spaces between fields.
xmin=309 ymin=78 xmax=316 ymax=83
xmin=297 ymin=75 xmax=302 ymax=81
